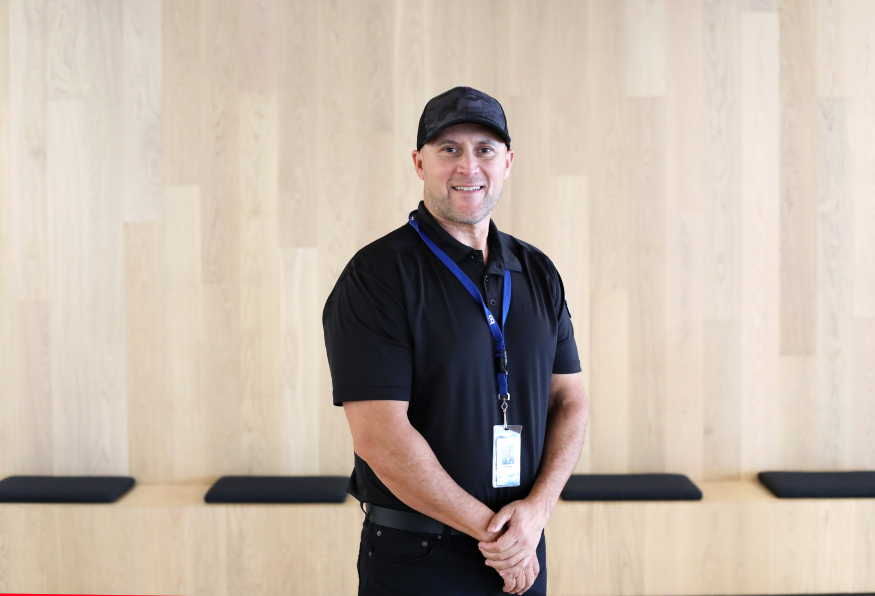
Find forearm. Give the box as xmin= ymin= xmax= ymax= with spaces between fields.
xmin=356 ymin=418 xmax=498 ymax=541
xmin=527 ymin=386 xmax=589 ymax=518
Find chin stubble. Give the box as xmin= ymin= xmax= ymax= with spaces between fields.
xmin=425 ymin=186 xmax=502 ymax=226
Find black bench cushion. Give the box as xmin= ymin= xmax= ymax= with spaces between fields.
xmin=561 ymin=473 xmax=703 ymax=501
xmin=758 ymin=471 xmax=875 ymax=498
xmin=204 ymin=476 xmax=349 ymax=504
xmin=0 ymin=475 xmax=135 ymax=503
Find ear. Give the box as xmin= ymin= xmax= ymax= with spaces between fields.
xmin=503 ymin=148 xmax=515 ymax=179
xmin=412 ymin=150 xmax=425 ymax=181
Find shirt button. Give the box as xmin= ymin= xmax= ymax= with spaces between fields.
xmin=470 ymin=254 xmax=476 ymax=260
xmin=490 ymin=298 xmax=497 ymax=307
xmin=422 ymin=541 xmax=428 ymax=547
xmin=484 ymin=276 xmax=488 ymax=283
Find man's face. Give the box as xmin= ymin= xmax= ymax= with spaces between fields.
xmin=412 ymin=123 xmax=515 ymax=226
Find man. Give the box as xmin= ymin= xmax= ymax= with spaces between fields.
xmin=323 ymin=86 xmax=589 ymax=596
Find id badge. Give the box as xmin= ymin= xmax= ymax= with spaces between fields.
xmin=492 ymin=425 xmax=522 ymax=488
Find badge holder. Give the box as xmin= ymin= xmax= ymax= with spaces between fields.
xmin=493 ymin=393 xmax=522 ymax=488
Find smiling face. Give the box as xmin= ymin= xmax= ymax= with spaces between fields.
xmin=412 ymin=123 xmax=515 ymax=226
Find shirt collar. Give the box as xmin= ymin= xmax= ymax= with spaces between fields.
xmin=413 ymin=201 xmax=522 ymax=274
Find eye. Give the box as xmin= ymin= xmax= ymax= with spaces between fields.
xmin=479 ymin=147 xmax=494 ymax=154
xmin=442 ymin=146 xmax=457 ymax=153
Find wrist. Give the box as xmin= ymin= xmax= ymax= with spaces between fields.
xmin=524 ymin=488 xmax=557 ymax=523
xmin=472 ymin=507 xmax=500 ymax=542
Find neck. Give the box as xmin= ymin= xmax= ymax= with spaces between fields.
xmin=423 ymin=201 xmax=491 ymax=262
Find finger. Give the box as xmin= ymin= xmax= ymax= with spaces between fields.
xmin=487 ymin=547 xmax=530 ymax=571
xmin=487 ymin=504 xmax=515 ymax=534
xmin=496 ymin=551 xmax=534 ymax=576
xmin=480 ymin=542 xmax=523 ymax=561
xmin=502 ymin=572 xmax=517 ymax=594
xmin=487 ymin=523 xmax=523 ymax=553
xmin=518 ymin=564 xmax=535 ymax=594
xmin=480 ymin=527 xmax=520 ymax=553
xmin=508 ymin=555 xmax=534 ymax=595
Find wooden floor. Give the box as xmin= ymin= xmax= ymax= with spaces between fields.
xmin=1 ymin=481 xmax=873 ymax=596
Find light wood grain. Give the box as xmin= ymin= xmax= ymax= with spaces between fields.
xmin=780 ymin=355 xmax=818 ymax=468
xmin=200 ymin=0 xmax=239 ymax=285
xmin=280 ymin=248 xmax=321 ymax=474
xmin=854 ymin=318 xmax=875 ymax=469
xmin=626 ymin=0 xmax=667 ymax=97
xmin=666 ymin=209 xmax=705 ymax=479
xmin=545 ymin=175 xmax=591 ymax=473
xmin=315 ymin=0 xmax=357 ymax=476
xmin=627 ymin=98 xmax=667 ymax=473
xmin=509 ymin=95 xmax=550 ymax=241
xmin=817 ymin=97 xmax=854 ymax=468
xmin=0 ymin=2 xmax=874 ymax=591
xmin=546 ymin=0 xmax=587 ymax=176
xmin=702 ymin=0 xmax=744 ymax=481
xmin=855 ymin=494 xmax=875 ymax=591
xmin=277 ymin=0 xmax=317 ymax=247
xmin=125 ymin=221 xmax=167 ymax=479
xmin=0 ymin=483 xmax=874 ymax=594
xmin=0 ymin=102 xmax=11 ymax=475
xmin=854 ymin=0 xmax=875 ymax=318
xmin=665 ymin=4 xmax=706 ymax=479
xmin=817 ymin=0 xmax=855 ymax=97
xmin=780 ymin=0 xmax=818 ymax=356
xmin=1 ymin=0 xmax=872 ymax=486
xmin=239 ymin=91 xmax=281 ymax=473
xmin=161 ymin=0 xmax=201 ymax=186
xmin=122 ymin=0 xmax=162 ymax=223
xmin=10 ymin=0 xmax=48 ymax=300
xmin=590 ymin=290 xmax=629 ymax=473
xmin=850 ymin=2 xmax=875 ymax=318
xmin=740 ymin=11 xmax=780 ymax=476
xmin=239 ymin=0 xmax=276 ymax=93
xmin=0 ymin=1 xmax=9 ymax=101
xmin=163 ymin=186 xmax=207 ymax=481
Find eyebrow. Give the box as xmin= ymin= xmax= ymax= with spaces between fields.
xmin=437 ymin=138 xmax=498 ymax=146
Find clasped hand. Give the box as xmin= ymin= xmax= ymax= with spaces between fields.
xmin=478 ymin=498 xmax=547 ymax=594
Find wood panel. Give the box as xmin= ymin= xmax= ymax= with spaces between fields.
xmin=0 ymin=482 xmax=874 ymax=595
xmin=0 ymin=0 xmax=873 ymax=497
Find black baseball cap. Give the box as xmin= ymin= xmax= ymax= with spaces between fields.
xmin=416 ymin=86 xmax=511 ymax=151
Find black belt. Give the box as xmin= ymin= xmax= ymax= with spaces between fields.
xmin=364 ymin=503 xmax=464 ymax=536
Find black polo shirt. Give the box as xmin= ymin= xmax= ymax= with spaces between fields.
xmin=323 ymin=201 xmax=580 ymax=515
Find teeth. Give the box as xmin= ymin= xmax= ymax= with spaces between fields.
xmin=454 ymin=186 xmax=482 ymax=191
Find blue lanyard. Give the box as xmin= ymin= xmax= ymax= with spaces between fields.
xmin=408 ymin=211 xmax=511 ymax=400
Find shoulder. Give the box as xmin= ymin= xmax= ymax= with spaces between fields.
xmin=341 ymin=224 xmax=418 ymax=279
xmin=325 ymin=223 xmax=420 ymax=307
xmin=499 ymin=231 xmax=559 ymax=276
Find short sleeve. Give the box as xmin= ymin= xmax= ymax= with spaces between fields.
xmin=550 ymin=264 xmax=582 ymax=375
xmin=323 ymin=264 xmax=412 ymax=406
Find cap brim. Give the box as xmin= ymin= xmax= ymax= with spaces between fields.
xmin=419 ymin=117 xmax=511 ymax=150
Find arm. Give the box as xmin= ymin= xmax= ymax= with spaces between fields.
xmin=479 ymin=372 xmax=589 ymax=574
xmin=526 ymin=371 xmax=589 ymax=518
xmin=343 ymin=399 xmax=502 ymax=542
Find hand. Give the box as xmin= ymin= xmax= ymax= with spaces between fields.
xmin=478 ymin=498 xmax=548 ymax=577
xmin=500 ymin=552 xmax=539 ymax=594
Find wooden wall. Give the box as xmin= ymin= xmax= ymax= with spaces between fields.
xmin=2 ymin=481 xmax=875 ymax=596
xmin=1 ymin=0 xmax=874 ymax=485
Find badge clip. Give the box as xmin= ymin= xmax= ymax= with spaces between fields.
xmin=499 ymin=393 xmax=510 ymax=430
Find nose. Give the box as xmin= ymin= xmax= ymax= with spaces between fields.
xmin=456 ymin=149 xmax=480 ymax=176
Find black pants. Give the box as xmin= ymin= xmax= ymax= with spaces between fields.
xmin=356 ymin=519 xmax=547 ymax=596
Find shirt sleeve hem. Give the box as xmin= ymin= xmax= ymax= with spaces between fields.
xmin=551 ymin=360 xmax=582 ymax=375
xmin=332 ymin=388 xmax=411 ymax=406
